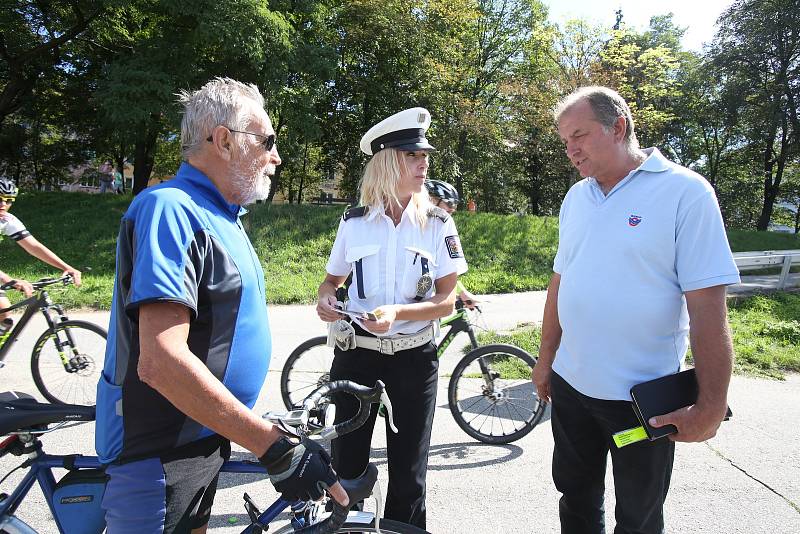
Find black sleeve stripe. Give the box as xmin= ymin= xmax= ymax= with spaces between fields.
xmin=10 ymin=230 xmax=30 ymax=241
xmin=124 ymin=297 xmax=199 ymax=323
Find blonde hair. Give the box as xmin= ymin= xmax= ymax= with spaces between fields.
xmin=359 ymin=149 xmax=430 ymax=228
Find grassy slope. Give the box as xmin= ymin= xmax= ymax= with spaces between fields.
xmin=4 ymin=192 xmax=800 ymax=308
xmin=5 ymin=192 xmax=798 ymax=377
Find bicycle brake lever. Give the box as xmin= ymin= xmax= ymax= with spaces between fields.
xmin=380 ymin=390 xmax=399 ymax=433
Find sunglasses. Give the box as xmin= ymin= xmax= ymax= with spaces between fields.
xmin=206 ymin=127 xmax=276 ymax=152
xmin=0 ymin=197 xmax=14 ymax=205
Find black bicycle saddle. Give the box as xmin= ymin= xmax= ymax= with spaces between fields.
xmin=0 ymin=391 xmax=95 ymax=435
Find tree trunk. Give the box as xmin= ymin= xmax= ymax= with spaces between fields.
xmin=297 ymin=142 xmax=308 ymax=204
xmin=132 ymin=124 xmax=160 ymax=195
xmin=454 ymin=129 xmax=468 ymax=200
xmin=267 ymin=165 xmax=283 ymax=202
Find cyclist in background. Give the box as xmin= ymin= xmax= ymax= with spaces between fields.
xmin=425 ymin=179 xmax=478 ymax=309
xmin=0 ymin=177 xmax=81 ymax=323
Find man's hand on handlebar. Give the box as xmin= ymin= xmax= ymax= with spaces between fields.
xmin=261 ymin=436 xmax=349 ymax=506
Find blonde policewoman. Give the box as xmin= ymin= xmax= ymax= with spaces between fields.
xmin=315 ymin=108 xmax=468 ymax=529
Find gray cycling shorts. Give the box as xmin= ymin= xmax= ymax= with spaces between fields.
xmin=102 ymin=435 xmax=231 ymax=533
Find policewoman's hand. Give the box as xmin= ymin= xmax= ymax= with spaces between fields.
xmin=261 ymin=435 xmax=349 ymax=506
xmin=316 ymin=293 xmax=342 ymax=322
xmin=364 ymin=305 xmax=398 ymax=334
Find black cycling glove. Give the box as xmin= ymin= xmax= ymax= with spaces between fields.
xmin=260 ymin=436 xmax=338 ymax=502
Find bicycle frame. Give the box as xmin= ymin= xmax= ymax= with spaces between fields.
xmin=0 ymin=435 xmax=296 ymax=534
xmin=436 ymin=307 xmax=479 ymax=358
xmin=0 ymin=290 xmax=75 ymax=369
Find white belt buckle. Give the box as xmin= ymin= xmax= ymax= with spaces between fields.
xmin=378 ymin=338 xmax=394 ymax=355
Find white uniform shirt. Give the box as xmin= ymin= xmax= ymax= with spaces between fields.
xmin=0 ymin=213 xmax=29 ymax=241
xmin=552 ymin=147 xmax=740 ymax=400
xmin=326 ymin=202 xmax=468 ymax=336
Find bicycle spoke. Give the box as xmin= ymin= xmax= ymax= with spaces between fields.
xmin=449 ymin=345 xmax=544 ymax=444
xmin=33 ymin=323 xmax=105 ymax=405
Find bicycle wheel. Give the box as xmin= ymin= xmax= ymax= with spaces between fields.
xmin=31 ymin=320 xmax=106 ymax=405
xmin=281 ymin=336 xmax=334 ymax=409
xmin=448 ymin=343 xmax=546 ymax=444
xmin=0 ymin=514 xmax=38 ymax=534
xmin=273 ymin=515 xmax=430 ymax=533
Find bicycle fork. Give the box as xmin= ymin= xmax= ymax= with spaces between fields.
xmin=39 ymin=306 xmax=88 ymax=373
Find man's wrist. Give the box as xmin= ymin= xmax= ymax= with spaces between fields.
xmin=259 ymin=435 xmax=296 ymax=471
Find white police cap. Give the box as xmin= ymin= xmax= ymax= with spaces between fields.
xmin=360 ymin=107 xmax=436 ymax=156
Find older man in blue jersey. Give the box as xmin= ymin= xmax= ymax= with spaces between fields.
xmin=96 ymin=78 xmax=346 ymax=533
xmin=533 ymin=86 xmax=740 ymax=534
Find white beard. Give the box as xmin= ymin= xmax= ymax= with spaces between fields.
xmin=230 ymin=156 xmax=273 ymax=205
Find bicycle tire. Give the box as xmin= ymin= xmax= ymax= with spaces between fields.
xmin=30 ymin=320 xmax=106 ymax=405
xmin=280 ymin=336 xmax=334 ymax=409
xmin=0 ymin=514 xmax=39 ymax=534
xmin=273 ymin=516 xmax=430 ymax=533
xmin=448 ymin=343 xmax=546 ymax=444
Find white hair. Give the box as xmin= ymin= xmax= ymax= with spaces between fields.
xmin=177 ymin=77 xmax=266 ymax=159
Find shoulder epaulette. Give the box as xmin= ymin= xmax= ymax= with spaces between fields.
xmin=427 ymin=206 xmax=450 ymax=223
xmin=343 ymin=206 xmax=369 ymax=221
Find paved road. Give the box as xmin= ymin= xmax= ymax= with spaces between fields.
xmin=1 ymin=287 xmax=799 ymax=533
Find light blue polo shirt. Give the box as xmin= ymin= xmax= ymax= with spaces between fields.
xmin=552 ymin=148 xmax=740 ymax=400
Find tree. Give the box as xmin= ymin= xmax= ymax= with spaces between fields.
xmin=0 ymin=0 xmax=109 ymax=126
xmin=711 ymin=0 xmax=800 ymax=230
xmin=94 ymin=0 xmax=292 ymax=193
xmin=595 ymin=15 xmax=689 ymax=151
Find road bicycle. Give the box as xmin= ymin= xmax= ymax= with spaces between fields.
xmin=281 ymin=299 xmax=547 ymax=444
xmin=0 ymin=380 xmax=428 ymax=534
xmin=0 ymin=276 xmax=105 ymax=406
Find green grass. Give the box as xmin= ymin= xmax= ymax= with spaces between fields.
xmin=3 ymin=191 xmax=800 ymax=309
xmin=722 ymin=291 xmax=800 ymax=378
xmin=478 ymin=292 xmax=800 ymax=380
xmin=727 ymin=229 xmax=800 ymax=251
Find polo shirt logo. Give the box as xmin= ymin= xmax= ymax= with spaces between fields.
xmin=628 ymin=214 xmax=642 ymax=227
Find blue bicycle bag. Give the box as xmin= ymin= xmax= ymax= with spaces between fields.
xmin=51 ymin=468 xmax=108 ymax=534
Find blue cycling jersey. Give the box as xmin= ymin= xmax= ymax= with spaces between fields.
xmin=96 ymin=163 xmax=272 ymax=464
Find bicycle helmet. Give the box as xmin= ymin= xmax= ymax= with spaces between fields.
xmin=425 ymin=180 xmax=459 ymax=206
xmin=0 ymin=177 xmax=18 ymax=198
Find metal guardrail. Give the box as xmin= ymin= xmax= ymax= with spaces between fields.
xmin=733 ymin=249 xmax=800 ymax=289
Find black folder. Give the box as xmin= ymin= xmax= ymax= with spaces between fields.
xmin=630 ymin=368 xmax=732 ymax=440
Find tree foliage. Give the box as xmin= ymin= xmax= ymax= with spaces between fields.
xmin=1 ymin=0 xmax=799 ymax=231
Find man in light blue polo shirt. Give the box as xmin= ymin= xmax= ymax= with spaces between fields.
xmin=532 ymin=86 xmax=739 ymax=534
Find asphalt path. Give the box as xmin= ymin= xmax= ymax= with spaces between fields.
xmin=1 ymin=287 xmax=799 ymax=533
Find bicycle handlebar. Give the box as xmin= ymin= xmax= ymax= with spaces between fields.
xmin=292 ymin=463 xmax=379 ymax=534
xmin=0 ymin=274 xmax=73 ymax=292
xmin=259 ymin=380 xmax=395 ymax=534
xmin=303 ymin=379 xmax=397 ymax=440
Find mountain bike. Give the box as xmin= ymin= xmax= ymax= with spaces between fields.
xmin=281 ymin=299 xmax=547 ymax=444
xmin=0 ymin=381 xmax=428 ymax=533
xmin=0 ymin=276 xmax=105 ymax=406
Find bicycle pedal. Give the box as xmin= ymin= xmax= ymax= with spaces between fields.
xmin=242 ymin=492 xmax=268 ymax=531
